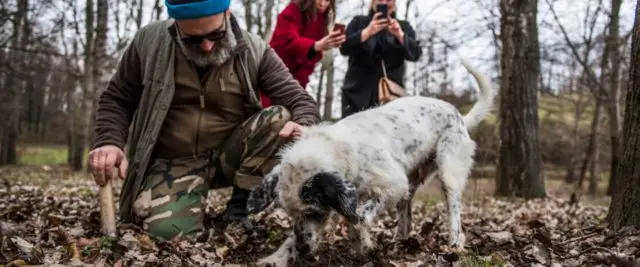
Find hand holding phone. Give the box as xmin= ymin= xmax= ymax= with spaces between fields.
xmin=315 ymin=24 xmax=347 ymax=51
xmin=361 ymin=9 xmax=391 ymax=41
xmin=376 ymin=3 xmax=388 ymax=18
xmin=333 ymin=23 xmax=346 ymax=35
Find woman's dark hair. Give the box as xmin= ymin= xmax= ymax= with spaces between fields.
xmin=294 ymin=0 xmax=336 ymax=25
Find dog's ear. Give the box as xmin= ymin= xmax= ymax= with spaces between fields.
xmin=299 ymin=172 xmax=359 ymax=224
xmin=247 ymin=165 xmax=280 ymax=214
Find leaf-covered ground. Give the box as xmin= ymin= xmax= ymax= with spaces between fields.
xmin=1 ymin=165 xmax=639 ymax=267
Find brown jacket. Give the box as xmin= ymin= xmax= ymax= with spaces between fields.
xmin=93 ymin=15 xmax=320 ymax=223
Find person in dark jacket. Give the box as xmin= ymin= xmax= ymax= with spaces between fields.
xmin=339 ymin=0 xmax=422 ymax=118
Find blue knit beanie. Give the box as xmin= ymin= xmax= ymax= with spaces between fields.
xmin=165 ymin=0 xmax=231 ymax=20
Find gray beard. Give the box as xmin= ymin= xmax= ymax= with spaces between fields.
xmin=176 ymin=20 xmax=237 ymax=68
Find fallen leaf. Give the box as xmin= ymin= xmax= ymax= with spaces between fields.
xmin=486 ymin=231 xmax=513 ymax=245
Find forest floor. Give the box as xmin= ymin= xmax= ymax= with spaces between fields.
xmin=1 ymin=155 xmax=639 ymax=266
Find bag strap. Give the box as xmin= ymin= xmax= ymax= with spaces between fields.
xmin=381 ymin=58 xmax=388 ymax=79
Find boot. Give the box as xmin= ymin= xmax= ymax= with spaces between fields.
xmin=211 ymin=185 xmax=254 ymax=231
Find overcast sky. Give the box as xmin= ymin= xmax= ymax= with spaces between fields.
xmin=126 ymin=0 xmax=635 ymax=117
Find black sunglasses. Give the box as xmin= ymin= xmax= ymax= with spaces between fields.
xmin=179 ymin=14 xmax=228 ymax=45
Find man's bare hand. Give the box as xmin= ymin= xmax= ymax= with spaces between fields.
xmin=279 ymin=121 xmax=303 ymax=138
xmin=88 ymin=145 xmax=128 ymax=187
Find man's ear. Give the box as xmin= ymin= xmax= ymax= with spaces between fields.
xmin=247 ymin=165 xmax=280 ymax=214
xmin=299 ymin=172 xmax=359 ymax=224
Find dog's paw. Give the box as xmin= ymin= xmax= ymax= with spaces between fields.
xmin=445 ymin=245 xmax=466 ymax=253
xmin=448 ymin=232 xmax=466 ymax=250
xmin=257 ymin=254 xmax=290 ymax=267
xmin=355 ymin=242 xmax=377 ymax=259
xmin=355 ymin=237 xmax=376 ymax=256
xmin=443 ymin=239 xmax=467 ymax=255
xmin=393 ymin=228 xmax=410 ymax=242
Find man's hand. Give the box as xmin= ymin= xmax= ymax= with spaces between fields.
xmin=279 ymin=121 xmax=303 ymax=138
xmin=88 ymin=145 xmax=129 ymax=187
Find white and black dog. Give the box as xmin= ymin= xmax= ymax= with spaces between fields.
xmin=246 ymin=61 xmax=495 ymax=266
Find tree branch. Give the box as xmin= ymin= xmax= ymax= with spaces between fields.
xmin=543 ymin=0 xmax=606 ymax=98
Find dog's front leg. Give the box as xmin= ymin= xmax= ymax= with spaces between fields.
xmin=256 ymin=210 xmax=329 ymax=267
xmin=352 ymin=197 xmax=383 ymax=254
xmin=294 ymin=210 xmax=329 ymax=257
xmin=442 ymin=185 xmax=465 ymax=249
xmin=394 ymin=187 xmax=415 ymax=241
xmin=257 ymin=234 xmax=297 ymax=267
xmin=394 ymin=168 xmax=423 ymax=241
xmin=357 ymin=197 xmax=382 ymax=225
xmin=395 ymin=162 xmax=436 ymax=242
xmin=348 ymin=222 xmax=375 ymax=257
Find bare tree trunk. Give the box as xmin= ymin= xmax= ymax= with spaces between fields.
xmin=24 ymin=71 xmax=39 ymax=134
xmin=242 ymin=0 xmax=253 ymax=32
xmin=323 ymin=62 xmax=334 ymax=120
xmin=588 ymin=106 xmax=602 ymax=195
xmin=255 ymin=2 xmax=264 ymax=36
xmin=404 ymin=0 xmax=414 ymax=20
xmin=585 ymin=0 xmax=621 ymax=194
xmin=420 ymin=33 xmax=435 ymax=96
xmin=495 ymin=0 xmax=546 ymax=198
xmin=440 ymin=45 xmax=450 ymax=94
xmin=316 ymin=68 xmax=324 ymax=109
xmin=66 ymin=1 xmax=84 ymax=170
xmin=606 ymin=0 xmax=640 ymax=229
xmin=565 ymin=95 xmax=583 ymax=184
xmin=153 ymin=0 xmax=163 ymax=20
xmin=322 ymin=10 xmax=336 ymax=121
xmin=578 ymin=98 xmax=601 ymax=189
xmin=90 ymin=0 xmax=108 ymax=154
xmin=61 ymin=16 xmax=74 ymax=166
xmin=70 ymin=0 xmax=94 ymax=171
xmin=0 ymin=0 xmax=28 ymax=166
xmin=564 ymin=1 xmax=599 ymax=181
xmin=136 ymin=0 xmax=143 ymax=29
xmin=1 ymin=109 xmax=19 ymax=165
xmin=67 ymin=77 xmax=77 ymax=167
xmin=263 ymin=0 xmax=276 ymax=41
xmin=606 ymin=0 xmax=623 ymax=196
xmin=565 ymin=61 xmax=586 ymax=184
xmin=558 ymin=0 xmax=603 ymax=187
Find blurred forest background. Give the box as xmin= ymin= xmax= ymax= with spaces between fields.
xmin=1 ymin=0 xmax=640 ymax=265
xmin=0 ymin=0 xmax=637 ymax=201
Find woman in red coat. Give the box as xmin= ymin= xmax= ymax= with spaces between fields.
xmin=262 ymin=0 xmax=345 ymax=107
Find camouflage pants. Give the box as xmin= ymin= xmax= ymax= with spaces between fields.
xmin=132 ymin=105 xmax=291 ymax=241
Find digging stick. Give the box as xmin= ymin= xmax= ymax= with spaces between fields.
xmin=99 ymin=178 xmax=117 ymax=237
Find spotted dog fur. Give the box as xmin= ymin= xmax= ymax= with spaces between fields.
xmin=247 ymin=61 xmax=495 ymax=267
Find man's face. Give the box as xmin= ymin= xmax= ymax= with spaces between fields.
xmin=175 ymin=11 xmax=227 ymax=54
xmin=174 ymin=10 xmax=237 ymax=68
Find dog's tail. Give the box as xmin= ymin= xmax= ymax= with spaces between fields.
xmin=460 ymin=60 xmax=495 ymax=131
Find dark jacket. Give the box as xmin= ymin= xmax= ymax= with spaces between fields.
xmin=93 ymin=15 xmax=320 ymax=223
xmin=339 ymin=11 xmax=422 ymax=118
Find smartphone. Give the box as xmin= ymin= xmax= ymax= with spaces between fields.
xmin=376 ymin=3 xmax=388 ymax=17
xmin=333 ymin=23 xmax=345 ymax=34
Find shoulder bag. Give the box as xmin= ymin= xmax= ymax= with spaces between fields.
xmin=377 ymin=59 xmax=406 ymax=104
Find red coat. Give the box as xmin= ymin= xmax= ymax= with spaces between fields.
xmin=261 ymin=2 xmax=327 ymax=107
